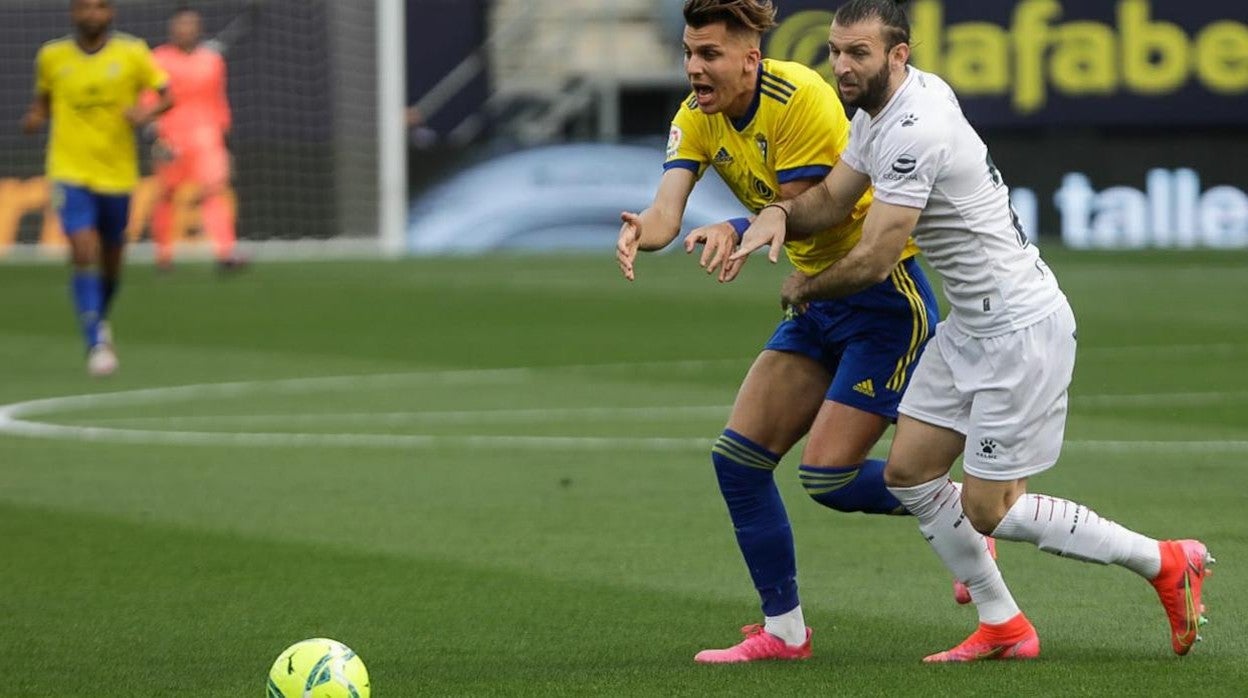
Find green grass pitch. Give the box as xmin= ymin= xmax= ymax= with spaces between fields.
xmin=1 ymin=249 xmax=1246 ymax=695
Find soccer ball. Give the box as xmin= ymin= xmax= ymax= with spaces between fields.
xmin=266 ymin=638 xmax=370 ymax=698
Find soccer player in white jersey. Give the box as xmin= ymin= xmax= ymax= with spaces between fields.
xmin=730 ymin=0 xmax=1213 ymax=662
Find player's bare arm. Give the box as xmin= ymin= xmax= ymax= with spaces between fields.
xmin=21 ymin=93 xmax=50 ymax=134
xmin=731 ymin=161 xmax=871 ymax=264
xmin=781 ymin=200 xmax=919 ymax=308
xmin=689 ymin=178 xmax=819 ymax=282
xmin=617 ymin=168 xmax=696 ymax=281
xmin=126 ymin=86 xmax=173 ymax=127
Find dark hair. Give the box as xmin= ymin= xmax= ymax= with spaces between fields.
xmin=683 ymin=0 xmax=777 ymax=39
xmin=171 ymin=5 xmax=199 ymax=17
xmin=834 ymin=0 xmax=911 ymax=49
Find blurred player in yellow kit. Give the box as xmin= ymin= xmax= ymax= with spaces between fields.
xmin=616 ymin=0 xmax=943 ymax=663
xmin=22 ymin=0 xmax=170 ymax=376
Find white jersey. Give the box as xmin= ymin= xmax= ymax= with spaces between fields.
xmin=841 ymin=67 xmax=1065 ymax=337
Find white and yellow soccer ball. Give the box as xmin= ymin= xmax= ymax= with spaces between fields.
xmin=267 ymin=638 xmax=370 ymax=698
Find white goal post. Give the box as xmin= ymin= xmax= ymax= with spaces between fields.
xmin=0 ymin=0 xmax=407 ymax=262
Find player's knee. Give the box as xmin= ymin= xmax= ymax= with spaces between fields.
xmin=802 ymin=480 xmax=854 ymax=512
xmin=68 ymin=238 xmax=99 ymax=267
xmin=710 ymin=429 xmax=780 ymax=495
xmin=961 ymin=496 xmax=1008 ymax=535
xmin=882 ymin=459 xmax=923 ymax=488
xmin=962 ymin=480 xmax=1026 ymax=534
xmin=800 ymin=462 xmax=906 ymax=515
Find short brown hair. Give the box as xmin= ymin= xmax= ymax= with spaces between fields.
xmin=834 ymin=0 xmax=911 ymax=50
xmin=683 ymin=0 xmax=777 ymax=39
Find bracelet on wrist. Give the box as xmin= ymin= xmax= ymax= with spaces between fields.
xmin=727 ymin=217 xmax=750 ymax=243
xmin=760 ymin=203 xmax=790 ymax=218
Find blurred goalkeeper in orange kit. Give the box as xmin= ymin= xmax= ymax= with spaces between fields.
xmin=149 ymin=5 xmax=247 ymax=271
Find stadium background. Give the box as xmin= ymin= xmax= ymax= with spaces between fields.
xmin=1 ymin=2 xmax=1246 ymax=695
xmin=0 ymin=0 xmax=1243 ymax=256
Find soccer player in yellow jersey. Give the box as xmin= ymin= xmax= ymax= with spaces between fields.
xmin=615 ymin=0 xmax=942 ymax=662
xmin=22 ymin=0 xmax=171 ymax=377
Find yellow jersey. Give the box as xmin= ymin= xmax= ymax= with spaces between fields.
xmin=664 ymin=58 xmax=917 ymax=275
xmin=35 ymin=32 xmax=168 ymax=193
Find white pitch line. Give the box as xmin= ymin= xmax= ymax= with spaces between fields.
xmin=81 ymin=405 xmax=735 ymax=428
xmin=878 ymin=438 xmax=1248 ymax=454
xmin=1074 ymin=390 xmax=1248 ymax=407
xmin=8 ymin=414 xmax=1248 ymax=454
xmin=0 ymin=361 xmax=740 ymax=417
xmin=2 ymin=414 xmax=1247 ymax=453
xmin=872 ymin=439 xmax=1248 ymax=454
xmin=1 ymin=368 xmax=537 ymax=420
xmin=0 ymin=417 xmax=714 ymax=451
xmin=1 ymin=358 xmax=746 ymax=421
xmin=3 ymin=363 xmax=1248 ymax=453
xmin=0 ymin=361 xmax=745 ymax=451
xmin=1061 ymin=440 xmax=1248 ymax=453
xmin=1080 ymin=343 xmax=1246 ymax=359
xmin=76 ymin=390 xmax=1248 ymax=428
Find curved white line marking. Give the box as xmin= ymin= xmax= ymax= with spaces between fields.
xmin=0 ymin=417 xmax=713 ymax=451
xmin=77 ymin=390 xmax=1248 ymax=427
xmin=0 ymin=363 xmax=745 ymax=452
xmin=2 ymin=366 xmax=1246 ymax=453
xmin=83 ymin=405 xmax=735 ymax=428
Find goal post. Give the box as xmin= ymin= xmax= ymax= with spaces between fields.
xmin=0 ymin=0 xmax=407 ymax=261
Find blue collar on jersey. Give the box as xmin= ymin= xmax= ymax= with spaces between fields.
xmin=730 ymin=64 xmax=764 ymax=132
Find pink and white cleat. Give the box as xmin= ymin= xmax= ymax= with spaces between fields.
xmin=1151 ymin=539 xmax=1214 ymax=656
xmin=923 ymin=613 xmax=1039 ymax=663
xmin=953 ymin=536 xmax=998 ymax=605
xmin=694 ymin=624 xmax=812 ymax=664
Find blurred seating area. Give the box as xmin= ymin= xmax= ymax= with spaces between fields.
xmin=464 ymin=0 xmax=687 ymax=144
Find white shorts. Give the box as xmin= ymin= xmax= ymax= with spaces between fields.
xmin=898 ymin=302 xmax=1077 ymax=481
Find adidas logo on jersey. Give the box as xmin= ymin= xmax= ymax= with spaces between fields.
xmin=713 ymin=147 xmax=734 ymax=165
xmin=853 ymin=379 xmax=876 ymax=398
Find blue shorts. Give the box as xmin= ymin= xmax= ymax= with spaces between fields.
xmin=764 ymin=256 xmax=938 ymax=420
xmin=53 ymin=182 xmax=131 ymax=244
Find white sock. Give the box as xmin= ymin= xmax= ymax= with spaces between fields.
xmin=890 ymin=477 xmax=1021 ymax=625
xmin=992 ymin=493 xmax=1161 ymax=579
xmin=764 ymin=605 xmax=806 ymax=646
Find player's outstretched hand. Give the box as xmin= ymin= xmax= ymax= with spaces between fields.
xmin=729 ymin=205 xmax=787 ymax=265
xmin=617 ymin=211 xmax=643 ymax=281
xmin=684 ymin=221 xmax=746 ymax=283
